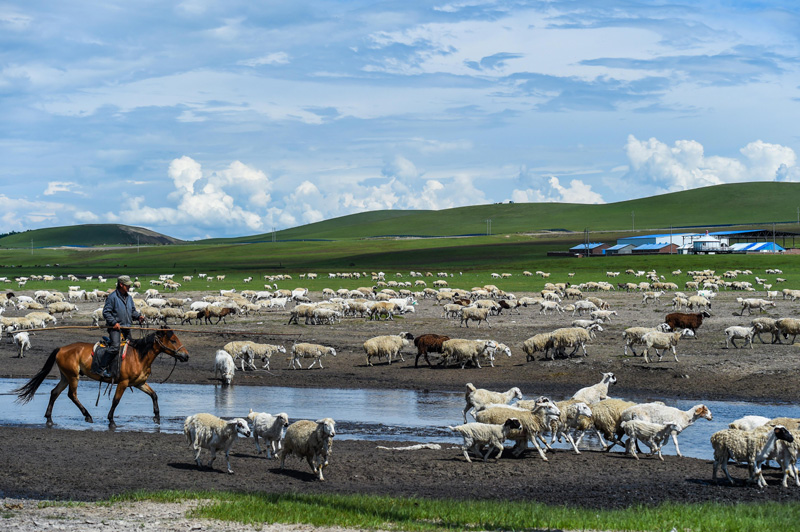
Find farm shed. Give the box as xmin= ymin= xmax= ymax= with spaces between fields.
xmin=730 ymin=242 xmax=785 ymax=253
xmin=631 ymin=243 xmax=678 ymax=254
xmin=605 ymin=244 xmax=635 ymax=255
xmin=616 ymin=233 xmax=694 ymax=247
xmin=569 ymin=243 xmax=610 ymax=256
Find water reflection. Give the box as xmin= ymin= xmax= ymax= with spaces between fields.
xmin=1 ymin=378 xmax=799 ymax=461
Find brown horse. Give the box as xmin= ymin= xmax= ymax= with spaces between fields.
xmin=14 ymin=327 xmax=188 ymax=427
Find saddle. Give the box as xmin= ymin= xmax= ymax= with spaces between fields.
xmin=91 ymin=338 xmax=129 ymax=378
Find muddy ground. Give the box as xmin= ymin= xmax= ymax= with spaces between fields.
xmin=2 ymin=287 xmax=800 ymax=507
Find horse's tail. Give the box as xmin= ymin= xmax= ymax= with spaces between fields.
xmin=13 ymin=347 xmax=59 ymax=404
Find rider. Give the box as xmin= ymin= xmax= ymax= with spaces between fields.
xmin=99 ymin=275 xmax=144 ymax=378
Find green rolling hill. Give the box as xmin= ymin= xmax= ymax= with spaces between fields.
xmin=0 ymin=224 xmax=183 ymax=248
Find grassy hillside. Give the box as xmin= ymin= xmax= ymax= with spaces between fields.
xmin=213 ymin=182 xmax=800 ymax=242
xmin=0 ymin=224 xmax=183 ymax=248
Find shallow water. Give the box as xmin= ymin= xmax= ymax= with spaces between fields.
xmin=1 ymin=378 xmax=799 ymax=460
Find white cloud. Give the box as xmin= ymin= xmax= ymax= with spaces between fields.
xmin=511 ymin=176 xmax=605 ymax=204
xmin=624 ymin=135 xmax=800 ymax=191
xmin=382 ymin=155 xmax=420 ymax=181
xmin=43 ymin=181 xmax=81 ymax=196
xmin=238 ymin=52 xmax=290 ymax=67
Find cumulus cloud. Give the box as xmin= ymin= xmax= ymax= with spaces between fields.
xmin=624 ymin=135 xmax=800 ymax=191
xmin=511 ymin=176 xmax=605 ymax=204
xmin=238 ymin=52 xmax=290 ymax=67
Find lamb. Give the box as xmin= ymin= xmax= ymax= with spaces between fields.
xmin=290 ymin=343 xmax=337 ymax=369
xmin=441 ymin=339 xmax=497 ymax=369
xmin=183 ymin=413 xmax=251 ymax=474
xmin=729 ymin=415 xmax=770 ymax=431
xmin=213 ymin=350 xmax=237 ymax=385
xmin=247 ymin=409 xmax=290 ymax=459
xmin=620 ymin=403 xmax=713 ymax=457
xmin=181 ymin=310 xmax=200 ymax=325
xmin=571 ymin=318 xmax=604 ymax=330
xmin=538 ymin=301 xmax=563 ymax=315
xmin=546 ymin=398 xmax=593 ymax=454
xmin=664 ymin=311 xmax=711 ymax=337
xmin=589 ymin=309 xmax=617 ymax=322
xmin=775 ymin=317 xmax=800 ymax=344
xmin=279 ymin=418 xmax=336 ymax=481
xmin=739 ymin=298 xmax=776 ymax=316
xmin=459 ymin=306 xmax=491 ymax=328
xmin=622 ymin=325 xmax=670 ymax=356
xmin=571 ymin=372 xmax=617 ymax=404
xmin=711 ymin=425 xmax=795 ymax=487
xmin=620 ymin=420 xmax=681 ymax=460
xmin=363 ymin=332 xmax=414 ymax=366
xmin=522 ymin=333 xmax=553 ymax=362
xmin=724 ymin=326 xmax=756 ymax=349
xmin=199 ymin=305 xmax=237 ymax=325
xmin=413 ymin=333 xmax=450 ymax=367
xmin=641 ymin=329 xmax=694 ymax=363
xmin=448 ymin=418 xmax=522 ymax=462
xmin=12 ymin=331 xmax=31 ymax=358
xmin=474 ymin=400 xmax=561 ymax=460
xmin=462 ymin=383 xmax=523 ymax=422
xmin=751 ymin=317 xmax=779 ymax=344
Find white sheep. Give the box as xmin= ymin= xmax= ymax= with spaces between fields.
xmin=279 ymin=418 xmax=336 ymax=481
xmin=620 ymin=419 xmax=681 ymax=460
xmin=290 ymin=343 xmax=337 ymax=369
xmin=547 ymin=327 xmax=597 ymax=359
xmin=622 ymin=324 xmax=670 ymax=356
xmin=247 ymin=409 xmax=289 ymax=459
xmin=571 ymin=300 xmax=598 ymax=316
xmin=539 ymin=300 xmax=563 ymax=315
xmin=363 ymin=332 xmax=414 ymax=366
xmin=621 ymin=403 xmax=712 ymax=457
xmin=459 ymin=306 xmax=491 ymax=328
xmin=448 ymin=418 xmax=522 ymax=462
xmin=712 ymin=425 xmax=795 ymax=487
xmin=12 ymin=331 xmax=31 ymax=358
xmin=522 ymin=333 xmax=553 ymax=362
xmin=751 ymin=317 xmax=779 ymax=344
xmin=547 ymin=398 xmax=593 ymax=454
xmin=724 ymin=326 xmax=755 ymax=349
xmin=475 ymin=400 xmax=561 ymax=460
xmin=739 ymin=298 xmax=776 ymax=315
xmin=213 ymin=350 xmax=237 ymax=385
xmin=463 ymin=383 xmax=523 ymax=422
xmin=589 ymin=309 xmax=617 ymax=322
xmin=183 ymin=413 xmax=251 ymax=474
xmin=586 ymin=398 xmax=638 ymax=450
xmin=641 ymin=329 xmax=694 ymax=363
xmin=571 ymin=372 xmax=617 ymax=404
xmin=729 ymin=415 xmax=770 ymax=431
xmin=441 ymin=339 xmax=497 ymax=369
xmin=776 ymin=317 xmax=800 ymax=344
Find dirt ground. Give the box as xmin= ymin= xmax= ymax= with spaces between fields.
xmin=2 ymin=287 xmax=800 ymax=508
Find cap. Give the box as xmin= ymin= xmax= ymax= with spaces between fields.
xmin=118 ymin=275 xmax=133 ymax=287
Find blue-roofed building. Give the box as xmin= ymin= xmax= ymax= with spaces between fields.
xmin=569 ymin=242 xmax=610 ymax=256
xmin=730 ymin=242 xmax=785 ymax=253
xmin=605 ymin=243 xmax=635 ymax=255
xmin=631 ymin=242 xmax=679 ymax=254
xmin=616 ymin=233 xmax=696 ymax=247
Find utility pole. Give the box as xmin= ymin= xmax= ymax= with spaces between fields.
xmin=670 ymin=225 xmax=673 ymax=255
xmin=485 ymin=219 xmax=492 ymax=236
xmin=30 ymin=238 xmax=33 ymax=256
xmin=773 ymin=222 xmax=776 ymax=254
xmin=272 ymin=227 xmax=276 ymax=243
xmin=137 ymin=235 xmax=140 ymax=254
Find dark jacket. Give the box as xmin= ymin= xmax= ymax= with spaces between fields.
xmin=103 ymin=288 xmax=141 ymax=328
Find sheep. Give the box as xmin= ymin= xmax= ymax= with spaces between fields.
xmin=641 ymin=291 xmax=664 ymax=305
xmin=448 ymin=418 xmax=522 ymax=462
xmin=214 ymin=350 xmax=237 ymax=385
xmin=724 ymin=326 xmax=756 ymax=349
xmin=547 ymin=327 xmax=595 ymax=359
xmin=200 ymin=305 xmax=237 ymax=325
xmin=279 ymin=418 xmax=336 ymax=481
xmin=641 ymin=328 xmax=694 ymax=363
xmin=572 ymin=300 xmax=598 ymax=316
xmin=671 ymin=296 xmax=689 ymax=310
xmin=664 ymin=311 xmax=711 ymax=337
xmin=546 ymin=398 xmax=593 ymax=454
xmin=463 ymin=383 xmax=523 ymax=422
xmin=620 ymin=420 xmax=681 ymax=460
xmin=223 ymin=341 xmax=263 ymax=371
xmin=459 ymin=306 xmax=491 ymax=328
xmin=538 ymin=301 xmax=563 ymax=315
xmin=47 ymin=301 xmax=78 ymax=318
xmin=12 ymin=331 xmax=31 ymax=358
xmin=775 ymin=317 xmax=800 ymax=344
xmin=413 ymin=333 xmax=450 ymax=367
xmin=368 ymin=301 xmax=397 ymax=321
xmin=687 ymin=295 xmax=711 ymax=311
xmin=586 ymin=399 xmax=638 ymax=450
xmin=711 ymin=425 xmax=795 ymax=487
xmin=183 ymin=413 xmax=251 ymax=474
xmin=621 ymin=325 xmax=669 ymax=356
xmin=522 ymin=333 xmax=553 ymax=362
xmin=620 ymin=403 xmax=713 ymax=457
xmin=589 ymin=309 xmax=617 ymax=322
xmin=290 ymin=343 xmax=336 ymax=369
xmin=571 ymin=318 xmax=604 ymax=330
xmin=158 ymin=307 xmax=185 ymax=325
xmin=750 ymin=317 xmax=779 ymax=344
xmin=441 ymin=339 xmax=497 ymax=369
xmin=247 ymin=409 xmax=289 ymax=459
xmin=475 ymin=400 xmax=561 ymax=460
xmin=729 ymin=415 xmax=770 ymax=431
xmin=363 ymin=332 xmax=414 ymax=366
xmin=572 ymin=372 xmax=617 ymax=404
xmin=739 ymin=298 xmax=776 ymax=316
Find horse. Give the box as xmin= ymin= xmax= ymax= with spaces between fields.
xmin=14 ymin=327 xmax=189 ymax=427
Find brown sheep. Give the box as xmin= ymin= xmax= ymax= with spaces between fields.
xmin=413 ymin=333 xmax=451 ymax=367
xmin=664 ymin=310 xmax=710 ymax=337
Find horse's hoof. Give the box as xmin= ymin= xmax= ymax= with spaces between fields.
xmin=85 ymin=416 xmax=94 ymax=423
xmin=46 ymin=419 xmax=54 ymax=427
xmin=154 ymin=416 xmax=161 ymax=424
xmin=108 ymin=421 xmax=116 ymax=429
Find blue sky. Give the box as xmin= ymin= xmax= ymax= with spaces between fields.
xmin=2 ymin=0 xmax=799 ymax=239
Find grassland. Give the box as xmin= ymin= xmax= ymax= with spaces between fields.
xmin=116 ymin=491 xmax=800 ymax=532
xmin=0 ymin=224 xmax=182 ymax=248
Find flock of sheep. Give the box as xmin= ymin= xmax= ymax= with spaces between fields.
xmin=4 ymin=265 xmax=800 ymax=486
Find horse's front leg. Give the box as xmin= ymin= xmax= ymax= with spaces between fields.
xmin=107 ymin=382 xmax=129 ymax=427
xmin=136 ymin=383 xmax=160 ymax=424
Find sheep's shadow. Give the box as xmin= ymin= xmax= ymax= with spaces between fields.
xmin=167 ymin=462 xmax=230 ymax=474
xmin=269 ymin=467 xmax=319 ymax=482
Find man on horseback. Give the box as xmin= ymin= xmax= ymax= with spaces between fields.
xmin=99 ymin=275 xmax=144 ymax=378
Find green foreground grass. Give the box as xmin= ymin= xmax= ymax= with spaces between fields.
xmin=112 ymin=490 xmax=800 ymax=532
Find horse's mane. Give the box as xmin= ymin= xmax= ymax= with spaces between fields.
xmin=129 ymin=332 xmax=158 ymax=360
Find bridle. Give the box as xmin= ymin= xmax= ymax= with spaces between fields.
xmin=155 ymin=332 xmax=188 ymax=359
